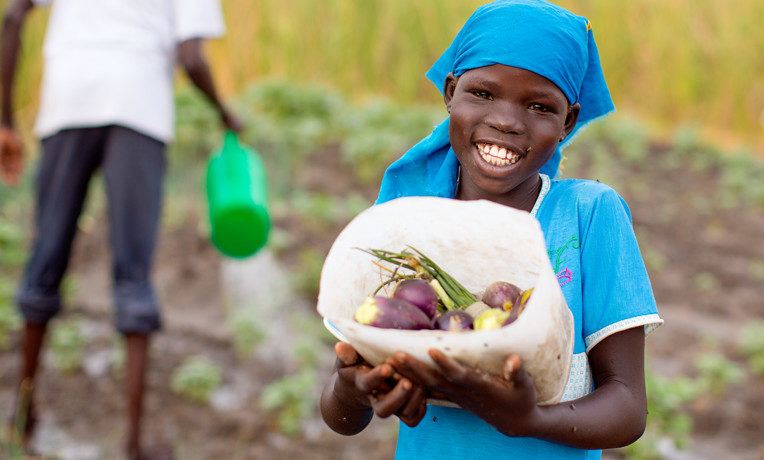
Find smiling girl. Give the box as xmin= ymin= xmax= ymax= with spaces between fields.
xmin=320 ymin=1 xmax=663 ymax=458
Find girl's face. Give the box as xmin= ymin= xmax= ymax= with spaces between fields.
xmin=444 ymin=64 xmax=580 ymax=208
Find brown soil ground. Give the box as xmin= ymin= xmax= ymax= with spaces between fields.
xmin=1 ymin=145 xmax=762 ymax=459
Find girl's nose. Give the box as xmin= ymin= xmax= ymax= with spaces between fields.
xmin=485 ymin=103 xmax=525 ymax=135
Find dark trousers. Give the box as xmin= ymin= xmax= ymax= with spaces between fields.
xmin=17 ymin=125 xmax=166 ymax=334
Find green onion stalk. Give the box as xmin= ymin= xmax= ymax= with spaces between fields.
xmin=358 ymin=246 xmax=478 ymax=310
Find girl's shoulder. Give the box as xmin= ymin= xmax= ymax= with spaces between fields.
xmin=547 ymin=178 xmax=627 ymax=211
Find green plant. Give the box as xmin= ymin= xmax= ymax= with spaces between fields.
xmin=694 ymin=351 xmax=744 ymax=396
xmin=0 ymin=219 xmax=26 ymax=271
xmin=226 ymin=306 xmax=266 ymax=359
xmin=717 ymin=150 xmax=764 ymax=209
xmin=339 ymin=100 xmax=442 ymax=184
xmin=738 ymin=321 xmax=764 ymax=375
xmin=49 ymin=319 xmax=88 ymax=373
xmin=623 ymin=370 xmax=702 ymax=459
xmin=172 ymin=85 xmax=224 ymax=162
xmin=260 ymin=368 xmax=318 ymax=436
xmin=292 ymin=248 xmax=327 ymax=298
xmin=171 ymin=356 xmax=223 ymax=404
xmin=750 ymin=261 xmax=764 ymax=281
xmin=238 ymin=80 xmax=344 ymax=157
xmin=641 ymin=247 xmax=668 ymax=273
xmin=625 ymin=347 xmax=746 ymax=459
xmin=0 ymin=278 xmax=21 ymax=350
xmin=692 ymin=272 xmax=720 ymax=292
xmin=289 ymin=191 xmax=371 ymax=230
xmin=290 ymin=312 xmax=336 ymax=346
xmin=110 ymin=336 xmax=126 ymax=375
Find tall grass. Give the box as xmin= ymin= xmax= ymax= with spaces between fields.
xmin=2 ymin=0 xmax=762 ymax=145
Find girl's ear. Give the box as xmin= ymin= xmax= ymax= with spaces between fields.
xmin=443 ymin=73 xmax=458 ymax=113
xmin=560 ymin=102 xmax=581 ymax=142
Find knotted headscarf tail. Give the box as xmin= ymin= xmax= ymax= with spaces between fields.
xmin=376 ymin=0 xmax=615 ymax=205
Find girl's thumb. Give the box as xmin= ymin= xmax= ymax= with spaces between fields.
xmin=502 ymin=354 xmax=523 ymax=382
xmin=335 ymin=342 xmax=360 ymax=367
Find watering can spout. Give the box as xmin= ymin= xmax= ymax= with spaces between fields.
xmin=206 ymin=133 xmax=271 ymax=258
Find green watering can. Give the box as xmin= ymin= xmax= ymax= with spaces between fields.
xmin=206 ymin=131 xmax=270 ymax=258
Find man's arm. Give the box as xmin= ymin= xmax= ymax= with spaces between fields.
xmin=1 ymin=0 xmax=33 ymax=128
xmin=177 ymin=38 xmax=242 ymax=132
xmin=0 ymin=0 xmax=33 ymax=186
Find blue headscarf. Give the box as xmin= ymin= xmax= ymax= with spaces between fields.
xmin=376 ymin=0 xmax=614 ymax=204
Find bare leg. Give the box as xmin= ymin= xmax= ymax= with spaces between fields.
xmin=124 ymin=333 xmax=149 ymax=460
xmin=8 ymin=321 xmax=48 ymax=449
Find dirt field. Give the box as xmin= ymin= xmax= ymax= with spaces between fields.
xmin=1 ymin=144 xmax=762 ymax=459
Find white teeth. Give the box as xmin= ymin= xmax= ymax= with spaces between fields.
xmin=476 ymin=143 xmax=520 ymax=167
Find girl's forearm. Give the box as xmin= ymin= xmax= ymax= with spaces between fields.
xmin=320 ymin=372 xmax=373 ymax=436
xmin=518 ymin=379 xmax=646 ymax=449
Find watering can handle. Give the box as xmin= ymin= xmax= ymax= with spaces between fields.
xmin=223 ymin=130 xmax=240 ymax=152
xmin=221 ymin=130 xmax=243 ymax=173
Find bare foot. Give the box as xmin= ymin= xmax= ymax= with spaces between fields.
xmin=6 ymin=382 xmax=38 ymax=454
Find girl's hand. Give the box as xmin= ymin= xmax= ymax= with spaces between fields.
xmin=389 ymin=349 xmax=541 ymax=437
xmin=333 ymin=342 xmax=428 ymax=427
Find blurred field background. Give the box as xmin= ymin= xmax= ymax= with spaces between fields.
xmin=8 ymin=0 xmax=764 ymax=147
xmin=1 ymin=0 xmax=763 ymax=459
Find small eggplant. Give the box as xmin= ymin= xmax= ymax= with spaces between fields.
xmin=482 ymin=281 xmax=522 ymax=311
xmin=473 ymin=309 xmax=511 ymax=330
xmin=354 ymin=296 xmax=432 ymax=330
xmin=434 ymin=310 xmax=473 ymax=332
xmin=392 ymin=278 xmax=439 ymax=318
xmin=505 ymin=288 xmax=533 ymax=324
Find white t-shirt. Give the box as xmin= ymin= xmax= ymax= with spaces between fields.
xmin=33 ymin=0 xmax=225 ymax=142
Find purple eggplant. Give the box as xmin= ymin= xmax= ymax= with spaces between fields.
xmin=505 ymin=288 xmax=533 ymax=324
xmin=392 ymin=278 xmax=439 ymax=318
xmin=482 ymin=281 xmax=522 ymax=312
xmin=434 ymin=310 xmax=473 ymax=332
xmin=354 ymin=296 xmax=432 ymax=330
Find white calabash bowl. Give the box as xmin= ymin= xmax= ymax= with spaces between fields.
xmin=317 ymin=197 xmax=573 ymax=405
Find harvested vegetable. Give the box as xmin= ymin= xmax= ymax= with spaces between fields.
xmin=434 ymin=310 xmax=473 ymax=331
xmin=474 ymin=309 xmax=511 ymax=330
xmin=356 ymin=246 xmax=532 ymax=331
xmin=354 ymin=296 xmax=432 ymax=330
xmin=392 ymin=278 xmax=439 ymax=319
xmin=506 ymin=288 xmax=533 ymax=324
xmin=318 ymin=196 xmax=575 ymax=405
xmin=482 ymin=281 xmax=522 ymax=311
xmin=464 ymin=301 xmax=491 ymax=319
xmin=359 ymin=247 xmax=478 ymax=310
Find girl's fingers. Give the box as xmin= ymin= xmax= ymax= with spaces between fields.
xmin=370 ymin=378 xmax=414 ymax=418
xmin=335 ymin=342 xmax=360 ymax=367
xmin=400 ymin=400 xmax=428 ymax=427
xmin=356 ymin=363 xmax=394 ymax=393
xmin=428 ymin=349 xmax=467 ymax=382
xmin=397 ymin=385 xmax=425 ymax=421
xmin=391 ymin=352 xmax=441 ymax=387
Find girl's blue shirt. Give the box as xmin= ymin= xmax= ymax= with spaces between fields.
xmin=393 ymin=176 xmax=662 ymax=460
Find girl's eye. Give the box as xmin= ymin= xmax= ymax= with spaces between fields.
xmin=530 ymin=103 xmax=551 ymax=112
xmin=470 ymin=90 xmax=492 ymax=100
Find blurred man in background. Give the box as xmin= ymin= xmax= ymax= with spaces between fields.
xmin=0 ymin=0 xmax=241 ymax=457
